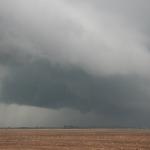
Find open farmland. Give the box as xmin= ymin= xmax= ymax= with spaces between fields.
xmin=0 ymin=129 xmax=150 ymax=150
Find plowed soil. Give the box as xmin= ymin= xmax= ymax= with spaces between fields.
xmin=0 ymin=129 xmax=150 ymax=150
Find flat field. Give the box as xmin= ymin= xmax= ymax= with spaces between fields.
xmin=0 ymin=129 xmax=150 ymax=150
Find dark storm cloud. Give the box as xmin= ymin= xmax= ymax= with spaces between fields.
xmin=0 ymin=0 xmax=150 ymax=127
xmin=1 ymin=59 xmax=150 ymax=123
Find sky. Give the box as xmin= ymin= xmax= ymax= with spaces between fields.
xmin=0 ymin=0 xmax=150 ymax=128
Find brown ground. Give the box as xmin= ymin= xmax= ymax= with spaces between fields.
xmin=0 ymin=129 xmax=150 ymax=150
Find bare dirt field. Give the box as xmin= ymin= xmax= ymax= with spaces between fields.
xmin=0 ymin=129 xmax=150 ymax=150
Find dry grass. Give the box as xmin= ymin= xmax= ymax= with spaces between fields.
xmin=0 ymin=129 xmax=150 ymax=150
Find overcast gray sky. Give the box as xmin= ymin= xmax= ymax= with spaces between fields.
xmin=0 ymin=0 xmax=150 ymax=127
